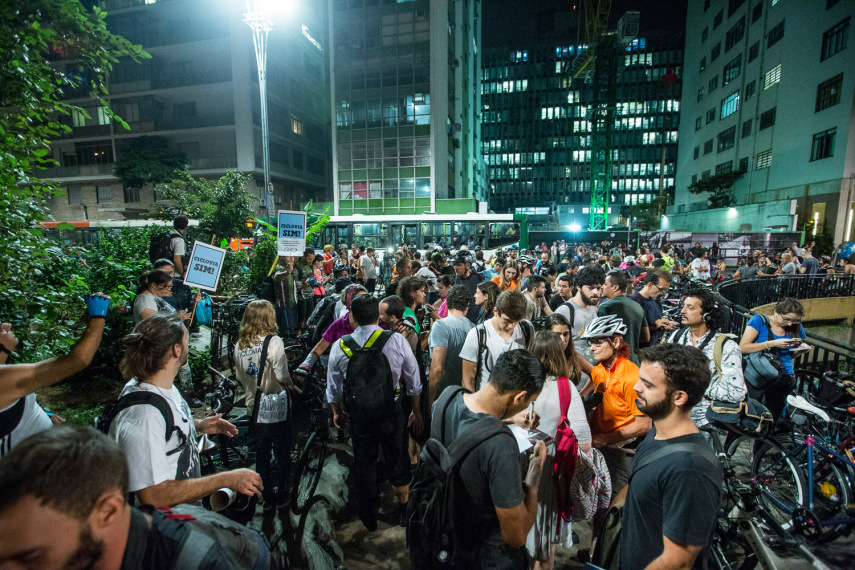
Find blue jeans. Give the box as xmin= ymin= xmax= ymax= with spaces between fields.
xmin=254 ymin=419 xmax=293 ymax=508
xmin=276 ymin=306 xmax=298 ymax=340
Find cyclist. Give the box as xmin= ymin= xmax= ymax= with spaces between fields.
xmin=580 ymin=315 xmax=652 ymax=492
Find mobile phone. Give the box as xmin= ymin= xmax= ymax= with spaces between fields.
xmin=527 ymin=429 xmax=552 ymax=443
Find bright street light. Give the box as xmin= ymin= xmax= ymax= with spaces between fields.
xmin=568 ymin=223 xmax=582 ymax=232
xmin=244 ymin=0 xmax=273 ymax=225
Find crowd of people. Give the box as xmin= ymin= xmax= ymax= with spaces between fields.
xmin=0 ymin=218 xmax=842 ymax=569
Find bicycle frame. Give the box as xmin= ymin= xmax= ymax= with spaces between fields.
xmin=804 ymin=435 xmax=855 ymax=527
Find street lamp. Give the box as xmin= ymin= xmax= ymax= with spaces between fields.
xmin=244 ymin=0 xmax=273 ymax=224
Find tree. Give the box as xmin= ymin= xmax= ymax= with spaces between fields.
xmin=631 ymin=187 xmax=674 ymax=231
xmin=0 ymin=1 xmax=148 ymax=360
xmin=113 ymin=136 xmax=188 ymax=190
xmin=688 ymin=171 xmax=744 ymax=209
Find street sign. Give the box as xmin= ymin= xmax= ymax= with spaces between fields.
xmin=277 ymin=209 xmax=306 ymax=256
xmin=184 ymin=242 xmax=227 ymax=292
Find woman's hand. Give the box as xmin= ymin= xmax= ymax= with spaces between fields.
xmin=766 ymin=338 xmax=795 ymax=349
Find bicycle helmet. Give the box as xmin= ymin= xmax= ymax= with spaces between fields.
xmin=579 ymin=315 xmax=628 ymax=339
xmin=517 ymin=254 xmax=537 ymax=267
xmin=451 ymin=251 xmax=472 ymax=265
xmin=333 ymin=261 xmax=350 ymax=274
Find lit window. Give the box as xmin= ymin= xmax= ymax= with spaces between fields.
xmin=291 ymin=116 xmax=303 ymax=135
xmin=810 ymin=128 xmax=836 ymax=161
xmin=763 ymin=64 xmax=781 ymax=89
xmin=720 ymin=91 xmax=739 ymax=119
xmin=756 ymin=149 xmax=772 ymax=169
xmin=815 ymin=74 xmax=843 ymax=112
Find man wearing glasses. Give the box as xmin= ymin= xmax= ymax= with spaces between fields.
xmin=629 ymin=269 xmax=676 ymax=346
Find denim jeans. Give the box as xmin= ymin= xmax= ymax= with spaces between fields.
xmin=254 ymin=419 xmax=293 ymax=508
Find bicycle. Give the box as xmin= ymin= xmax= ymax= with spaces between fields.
xmin=200 ymin=366 xmax=255 ymax=471
xmin=704 ymin=422 xmax=832 ymax=570
xmin=751 ymin=393 xmax=855 ymax=545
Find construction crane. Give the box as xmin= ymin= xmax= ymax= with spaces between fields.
xmin=568 ymin=2 xmax=638 ymax=230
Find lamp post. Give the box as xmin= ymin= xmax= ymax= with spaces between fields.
xmin=244 ymin=1 xmax=273 ymax=224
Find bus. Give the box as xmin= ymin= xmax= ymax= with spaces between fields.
xmin=307 ymin=213 xmax=528 ymax=253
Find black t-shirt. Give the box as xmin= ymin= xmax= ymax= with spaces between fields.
xmin=437 ymin=390 xmax=527 ymax=567
xmin=621 ymin=429 xmax=722 ymax=570
xmin=549 ymin=293 xmax=571 ymax=312
xmin=456 ymin=271 xmax=486 ymax=323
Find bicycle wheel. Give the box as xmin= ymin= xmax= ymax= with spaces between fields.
xmin=724 ymin=433 xmax=756 ymax=483
xmin=710 ymin=516 xmax=757 ymax=570
xmin=292 ymin=494 xmax=336 ymax=569
xmin=751 ymin=439 xmax=806 ymax=531
xmin=774 ymin=435 xmax=854 ymax=544
xmin=291 ymin=431 xmax=328 ymax=515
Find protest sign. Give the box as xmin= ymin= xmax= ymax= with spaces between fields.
xmin=277 ymin=210 xmax=307 ymax=256
xmin=184 ymin=242 xmax=227 ymax=292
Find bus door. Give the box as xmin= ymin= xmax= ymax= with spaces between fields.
xmin=391 ymin=224 xmax=418 ymax=249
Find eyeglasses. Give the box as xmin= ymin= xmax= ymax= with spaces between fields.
xmin=586 ymin=338 xmax=609 ymax=347
xmin=649 ymin=283 xmax=666 ymax=294
xmin=777 ymin=314 xmax=801 ymax=325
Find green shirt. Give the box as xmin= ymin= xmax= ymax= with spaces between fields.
xmin=597 ymin=295 xmax=648 ymax=365
xmin=295 ymin=260 xmax=314 ymax=300
xmin=403 ymin=306 xmax=421 ymax=334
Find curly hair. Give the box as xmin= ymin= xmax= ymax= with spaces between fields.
xmin=684 ymin=287 xmax=731 ymax=332
xmin=398 ymin=275 xmax=427 ymax=307
xmin=238 ymin=300 xmax=278 ymax=350
xmin=639 ymin=343 xmax=712 ymax=409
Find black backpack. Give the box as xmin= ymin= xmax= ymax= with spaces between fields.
xmin=149 ymin=230 xmax=178 ymax=264
xmin=94 ymin=391 xmax=177 ymax=443
xmin=255 ymin=276 xmax=275 ymax=303
xmin=339 ymin=330 xmax=395 ymax=424
xmin=306 ymin=294 xmax=341 ymax=347
xmin=406 ymin=386 xmax=512 ymax=569
xmin=474 ymin=319 xmax=534 ymax=383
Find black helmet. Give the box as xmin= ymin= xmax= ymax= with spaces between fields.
xmin=451 ymin=251 xmax=472 ymax=264
xmin=517 ymin=254 xmax=536 ymax=266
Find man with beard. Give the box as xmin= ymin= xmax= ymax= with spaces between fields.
xmin=617 ymin=343 xmax=721 ymax=570
xmin=0 ymin=426 xmax=275 ymax=569
xmin=110 ymin=315 xmax=262 ymax=507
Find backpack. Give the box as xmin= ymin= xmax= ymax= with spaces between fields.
xmin=553 ymin=377 xmax=579 ymax=527
xmin=306 ymin=294 xmax=341 ymax=347
xmin=131 ymin=503 xmax=273 ymax=569
xmin=590 ymin=442 xmax=719 ymax=569
xmin=149 ymin=230 xmax=179 ymax=264
xmin=255 ymin=276 xmax=275 ymax=303
xmin=93 ymin=391 xmax=176 ymax=442
xmin=339 ymin=330 xmax=396 ymax=424
xmin=406 ymin=386 xmax=513 ymax=569
xmin=474 ymin=320 xmax=533 ymax=384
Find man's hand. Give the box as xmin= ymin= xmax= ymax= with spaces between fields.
xmin=226 ymin=468 xmax=264 ymax=497
xmin=197 ymin=414 xmax=238 ymax=437
xmin=408 ymin=410 xmax=424 ymax=436
xmin=524 ymin=440 xmax=548 ymax=488
xmin=0 ymin=323 xmax=19 ymax=354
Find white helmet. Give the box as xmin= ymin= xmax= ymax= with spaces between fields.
xmin=579 ymin=315 xmax=627 ymax=339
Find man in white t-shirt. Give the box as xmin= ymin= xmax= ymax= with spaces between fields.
xmin=555 ymin=266 xmax=605 ymax=388
xmin=360 ymin=247 xmax=380 ymax=294
xmin=460 ymin=290 xmax=534 ymax=391
xmin=0 ymin=294 xmax=110 ymax=458
xmin=110 ymin=314 xmax=262 ymax=507
xmin=170 ymin=215 xmax=189 ymax=277
xmin=690 ymin=251 xmax=711 ymax=281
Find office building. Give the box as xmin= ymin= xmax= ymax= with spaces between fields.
xmin=329 ymin=0 xmax=487 ymax=216
xmin=670 ymin=0 xmax=855 ymax=243
xmin=44 ymin=0 xmax=331 ymax=222
xmin=481 ymin=24 xmax=683 ymax=229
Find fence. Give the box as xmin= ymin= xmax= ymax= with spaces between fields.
xmin=715 ymin=274 xmax=855 ymax=376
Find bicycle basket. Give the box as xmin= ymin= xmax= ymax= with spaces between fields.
xmin=811 ymin=372 xmax=855 ymax=408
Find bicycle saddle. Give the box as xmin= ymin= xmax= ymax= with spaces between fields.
xmin=786 ymin=394 xmax=830 ymax=423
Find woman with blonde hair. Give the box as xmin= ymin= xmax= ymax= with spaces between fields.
xmin=492 ymin=260 xmax=520 ymax=291
xmin=233 ymin=300 xmax=295 ymax=517
xmin=517 ymin=331 xmax=592 ymax=570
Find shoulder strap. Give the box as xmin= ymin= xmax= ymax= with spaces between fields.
xmin=713 ymin=334 xmax=737 ymax=378
xmin=520 ymin=320 xmax=533 ymax=347
xmin=444 ymin=416 xmax=512 ymax=470
xmin=250 ymin=336 xmax=273 ymax=426
xmin=475 ymin=324 xmax=487 ymax=385
xmin=431 ymin=385 xmax=469 ymax=441
xmin=758 ymin=314 xmax=772 ymax=343
xmin=110 ymin=392 xmax=175 ymax=442
xmin=629 ymin=442 xmax=718 ymax=483
xmin=557 ymin=376 xmax=572 ymax=419
xmin=340 ymin=334 xmax=361 ymax=358
xmin=364 ymin=329 xmax=392 ymax=352
xmin=562 ymin=300 xmax=576 ymax=324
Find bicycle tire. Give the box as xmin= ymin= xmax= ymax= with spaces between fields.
xmin=773 ymin=434 xmax=854 ymax=544
xmin=711 ymin=517 xmax=757 ymax=570
xmin=751 ymin=438 xmax=807 ymax=532
xmin=291 ymin=431 xmax=328 ymax=515
xmin=293 ymin=494 xmax=335 ymax=569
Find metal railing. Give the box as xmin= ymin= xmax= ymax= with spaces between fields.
xmin=715 ymin=274 xmax=855 ymax=376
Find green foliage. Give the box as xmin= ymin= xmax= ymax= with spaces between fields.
xmin=630 ymin=187 xmax=674 ymax=231
xmin=688 ymin=172 xmax=744 ymax=209
xmin=152 ymin=171 xmax=255 ymax=245
xmin=113 ymin=136 xmax=188 ymax=190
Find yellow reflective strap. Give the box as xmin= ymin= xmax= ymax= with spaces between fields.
xmin=339 ymin=338 xmax=353 ymax=358
xmin=363 ymin=329 xmax=384 ymax=349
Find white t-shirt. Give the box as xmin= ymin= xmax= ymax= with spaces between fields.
xmin=360 ymin=255 xmax=378 ymax=279
xmin=233 ymin=336 xmax=290 ymax=418
xmin=110 ymin=380 xmax=200 ymax=493
xmin=532 ymin=376 xmax=591 ymax=445
xmin=691 ymin=258 xmax=711 ymax=280
xmin=459 ymin=318 xmax=530 ymax=389
xmin=170 ymin=232 xmax=186 ymax=258
xmin=0 ymin=394 xmax=52 ymax=458
xmin=416 ymin=266 xmax=438 ymax=291
xmin=133 ymin=292 xmax=175 ymax=325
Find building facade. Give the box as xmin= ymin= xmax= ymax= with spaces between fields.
xmin=329 ymin=0 xmax=487 ymax=216
xmin=44 ymin=0 xmax=331 ymax=223
xmin=481 ymin=31 xmax=684 ymax=229
xmin=671 ymin=0 xmax=855 ymax=244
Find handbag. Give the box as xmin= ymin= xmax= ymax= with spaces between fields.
xmin=250 ymin=336 xmax=289 ymax=431
xmin=706 ymin=399 xmax=774 ymax=437
xmin=743 ymin=315 xmax=782 ymax=389
xmin=569 ymin=447 xmax=611 ymax=521
xmin=553 ymin=377 xmax=579 ymax=526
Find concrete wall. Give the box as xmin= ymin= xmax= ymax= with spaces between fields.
xmin=753 ymin=297 xmax=855 ymax=325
